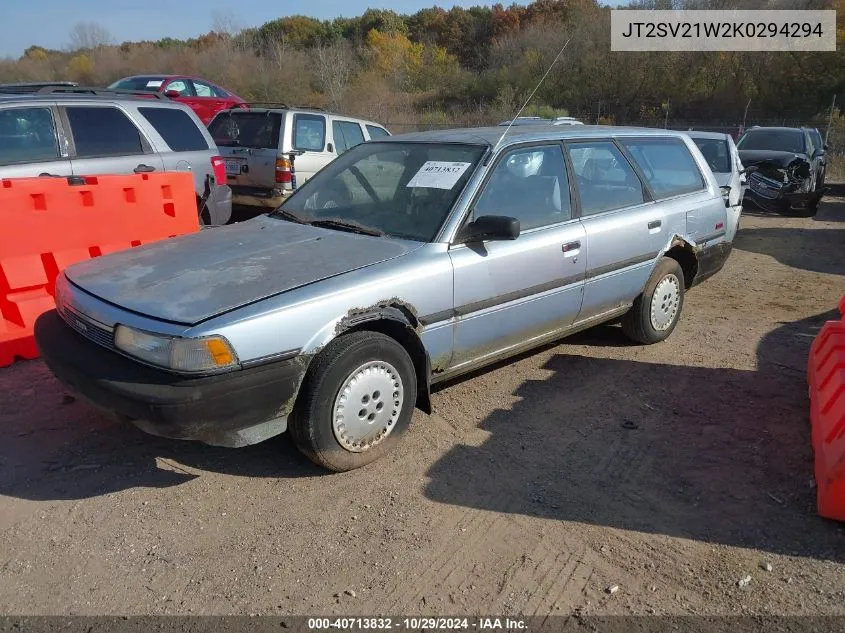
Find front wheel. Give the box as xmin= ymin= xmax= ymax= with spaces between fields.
xmin=622 ymin=257 xmax=685 ymax=344
xmin=288 ymin=331 xmax=417 ymax=472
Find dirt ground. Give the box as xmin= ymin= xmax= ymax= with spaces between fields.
xmin=1 ymin=193 xmax=844 ymax=618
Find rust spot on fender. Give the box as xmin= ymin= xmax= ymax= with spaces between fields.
xmin=335 ymin=298 xmax=421 ymax=335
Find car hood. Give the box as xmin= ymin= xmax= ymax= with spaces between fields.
xmin=64 ymin=216 xmax=421 ymax=325
xmin=738 ymin=149 xmax=808 ymax=169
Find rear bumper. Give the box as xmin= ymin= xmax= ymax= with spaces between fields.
xmin=230 ymin=185 xmax=289 ymax=209
xmin=34 ymin=310 xmax=305 ymax=447
xmin=205 ymin=184 xmax=232 ymax=225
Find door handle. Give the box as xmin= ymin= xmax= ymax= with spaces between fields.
xmin=648 ymin=220 xmax=662 ymax=230
xmin=562 ymin=241 xmax=581 ymax=253
xmin=134 ymin=164 xmax=156 ymax=173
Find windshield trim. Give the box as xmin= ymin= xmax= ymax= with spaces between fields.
xmin=274 ymin=140 xmax=488 ymax=243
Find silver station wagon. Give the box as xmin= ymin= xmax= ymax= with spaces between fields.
xmin=36 ymin=125 xmax=734 ymax=471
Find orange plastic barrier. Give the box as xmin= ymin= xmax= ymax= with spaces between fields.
xmin=0 ymin=173 xmax=198 ymax=367
xmin=807 ymin=298 xmax=845 ymax=521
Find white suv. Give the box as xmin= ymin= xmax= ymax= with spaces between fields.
xmin=208 ymin=104 xmax=390 ymax=209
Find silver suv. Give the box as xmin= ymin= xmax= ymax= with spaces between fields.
xmin=208 ymin=104 xmax=390 ymax=209
xmin=0 ymin=88 xmax=231 ymax=225
xmin=36 ymin=125 xmax=732 ymax=472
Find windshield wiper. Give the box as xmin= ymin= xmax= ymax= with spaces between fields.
xmin=310 ymin=218 xmax=385 ymax=237
xmin=271 ymin=208 xmax=310 ymax=224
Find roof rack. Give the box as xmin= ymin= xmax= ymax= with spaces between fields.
xmin=35 ymin=86 xmax=169 ymax=99
xmin=233 ymin=102 xmax=327 ymax=112
xmin=0 ymin=81 xmax=79 ymax=94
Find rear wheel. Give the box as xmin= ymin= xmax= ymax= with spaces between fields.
xmin=288 ymin=331 xmax=417 ymax=472
xmin=622 ymin=257 xmax=685 ymax=344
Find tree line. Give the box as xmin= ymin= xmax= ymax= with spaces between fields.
xmin=2 ymin=0 xmax=844 ymax=131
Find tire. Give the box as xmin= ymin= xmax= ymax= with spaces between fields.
xmin=288 ymin=331 xmax=417 ymax=472
xmin=622 ymin=257 xmax=685 ymax=345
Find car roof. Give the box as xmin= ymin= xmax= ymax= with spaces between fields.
xmin=384 ymin=125 xmax=694 ymax=147
xmin=685 ymin=131 xmax=731 ymax=140
xmin=212 ymin=106 xmax=385 ymax=126
xmin=0 ymin=92 xmax=189 ymax=106
xmin=741 ymin=126 xmax=806 ymax=133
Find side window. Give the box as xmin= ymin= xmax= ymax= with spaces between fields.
xmin=0 ymin=107 xmax=60 ymax=164
xmin=191 ymin=80 xmax=215 ymax=98
xmin=138 ymin=107 xmax=209 ymax=152
xmin=621 ymin=138 xmax=705 ymax=199
xmin=366 ymin=124 xmax=390 ymax=139
xmin=333 ymin=120 xmax=365 ymax=155
xmin=332 ymin=120 xmax=348 ymax=154
xmin=473 ymin=145 xmax=570 ymax=231
xmin=294 ymin=114 xmax=326 ymax=152
xmin=567 ymin=142 xmax=644 ymax=216
xmin=164 ymin=79 xmax=192 ymax=96
xmin=66 ymin=106 xmax=144 ymax=157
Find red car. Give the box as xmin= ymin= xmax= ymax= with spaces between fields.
xmin=108 ymin=75 xmax=246 ymax=124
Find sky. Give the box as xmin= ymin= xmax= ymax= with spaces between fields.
xmin=2 ymin=0 xmax=503 ymax=58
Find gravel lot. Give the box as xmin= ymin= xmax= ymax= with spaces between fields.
xmin=1 ymin=193 xmax=844 ymax=617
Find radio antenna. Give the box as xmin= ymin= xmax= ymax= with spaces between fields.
xmin=493 ymin=36 xmax=572 ymax=153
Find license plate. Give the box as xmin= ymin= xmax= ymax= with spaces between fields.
xmin=225 ymin=159 xmax=244 ymax=175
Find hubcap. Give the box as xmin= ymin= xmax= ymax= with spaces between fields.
xmin=333 ymin=361 xmax=404 ymax=453
xmin=650 ymin=274 xmax=681 ymax=331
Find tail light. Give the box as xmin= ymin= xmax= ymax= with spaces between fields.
xmin=275 ymin=157 xmax=292 ymax=190
xmin=210 ymin=156 xmax=226 ymax=184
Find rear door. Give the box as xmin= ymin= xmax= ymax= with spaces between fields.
xmin=0 ymin=104 xmax=72 ymax=178
xmin=208 ymin=111 xmax=283 ymax=189
xmin=189 ymin=79 xmax=230 ymax=124
xmin=285 ymin=112 xmax=332 ymax=183
xmin=135 ymin=105 xmax=215 ymax=194
xmin=62 ymin=104 xmax=164 ymax=177
xmin=330 ymin=118 xmax=366 ymax=157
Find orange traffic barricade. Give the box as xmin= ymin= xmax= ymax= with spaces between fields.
xmin=0 ymin=173 xmax=199 ymax=367
xmin=807 ymin=298 xmax=845 ymax=521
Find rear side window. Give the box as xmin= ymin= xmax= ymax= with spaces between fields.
xmin=567 ymin=142 xmax=645 ymax=215
xmin=366 ymin=124 xmax=390 ymax=139
xmin=208 ymin=112 xmax=281 ymax=149
xmin=138 ymin=107 xmax=209 ymax=152
xmin=66 ymin=106 xmax=144 ymax=157
xmin=332 ymin=120 xmax=365 ymax=154
xmin=621 ymin=138 xmax=705 ymax=199
xmin=0 ymin=106 xmax=60 ymax=164
xmin=293 ymin=114 xmax=326 ymax=151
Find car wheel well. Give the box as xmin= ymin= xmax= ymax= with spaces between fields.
xmin=340 ymin=319 xmax=432 ymax=415
xmin=664 ymin=243 xmax=698 ymax=289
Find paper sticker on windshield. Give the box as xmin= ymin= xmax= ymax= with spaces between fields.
xmin=406 ymin=161 xmax=471 ymax=189
xmin=146 ymin=80 xmax=164 ymax=88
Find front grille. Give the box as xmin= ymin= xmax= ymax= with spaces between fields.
xmin=58 ymin=304 xmax=115 ymax=349
xmin=748 ymin=172 xmax=783 ymax=199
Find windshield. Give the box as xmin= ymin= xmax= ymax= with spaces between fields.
xmin=737 ymin=129 xmax=805 ymax=154
xmin=209 ymin=112 xmax=282 ymax=149
xmin=273 ymin=142 xmax=485 ymax=242
xmin=108 ymin=77 xmax=165 ymax=92
xmin=691 ymin=138 xmax=732 ymax=173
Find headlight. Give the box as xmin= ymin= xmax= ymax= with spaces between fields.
xmin=114 ymin=325 xmax=238 ymax=373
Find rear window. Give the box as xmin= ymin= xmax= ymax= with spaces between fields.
xmin=366 ymin=124 xmax=390 ymax=139
xmin=66 ymin=106 xmax=144 ymax=157
xmin=0 ymin=106 xmax=60 ymax=164
xmin=138 ymin=107 xmax=209 ymax=152
xmin=690 ymin=137 xmax=731 ymax=174
xmin=621 ymin=138 xmax=705 ymax=199
xmin=208 ymin=112 xmax=281 ymax=149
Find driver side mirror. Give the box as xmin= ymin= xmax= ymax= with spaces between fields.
xmin=164 ymin=90 xmax=182 ymax=98
xmin=739 ymin=165 xmax=758 ymax=176
xmin=456 ymin=215 xmax=520 ymax=244
xmin=719 ymin=185 xmax=731 ymax=207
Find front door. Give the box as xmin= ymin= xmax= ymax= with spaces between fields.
xmin=448 ymin=143 xmax=587 ymax=371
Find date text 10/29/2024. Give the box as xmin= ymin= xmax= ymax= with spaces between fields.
xmin=308 ymin=618 xmax=527 ymax=630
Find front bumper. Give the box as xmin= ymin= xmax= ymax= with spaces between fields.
xmin=34 ymin=310 xmax=305 ymax=447
xmin=745 ymin=176 xmax=825 ymax=212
